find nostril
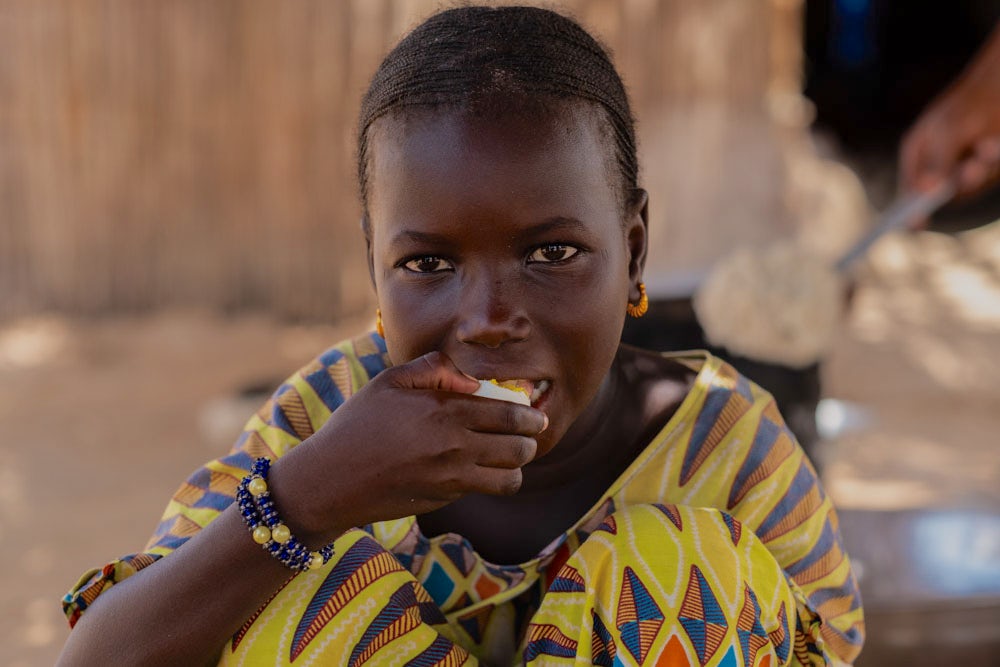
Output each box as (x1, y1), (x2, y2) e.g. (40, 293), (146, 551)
(456, 277), (530, 347)
(456, 313), (530, 348)
(457, 323), (522, 348)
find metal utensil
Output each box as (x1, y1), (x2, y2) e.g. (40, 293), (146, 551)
(835, 181), (956, 273)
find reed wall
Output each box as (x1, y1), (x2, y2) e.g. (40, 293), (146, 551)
(0, 0), (802, 320)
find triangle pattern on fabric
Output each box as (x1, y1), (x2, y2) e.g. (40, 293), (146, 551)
(439, 540), (471, 577)
(616, 566), (665, 663)
(678, 565), (728, 666)
(590, 609), (618, 666)
(549, 565), (587, 593)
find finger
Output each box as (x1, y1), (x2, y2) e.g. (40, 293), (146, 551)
(470, 434), (537, 469)
(971, 137), (1000, 194)
(957, 154), (1000, 197)
(974, 136), (1000, 164)
(902, 150), (950, 197)
(958, 157), (990, 195)
(900, 122), (961, 194)
(390, 350), (480, 394)
(463, 398), (548, 436)
(471, 466), (524, 496)
(917, 140), (959, 192)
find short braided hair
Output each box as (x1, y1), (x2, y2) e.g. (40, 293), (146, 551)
(357, 5), (637, 222)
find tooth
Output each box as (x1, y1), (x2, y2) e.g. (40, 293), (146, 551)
(530, 380), (550, 403)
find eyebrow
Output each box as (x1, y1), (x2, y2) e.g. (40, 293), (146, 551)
(527, 217), (589, 236)
(388, 216), (590, 249)
(389, 229), (453, 248)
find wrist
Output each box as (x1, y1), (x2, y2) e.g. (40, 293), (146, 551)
(266, 453), (355, 546)
(238, 458), (338, 571)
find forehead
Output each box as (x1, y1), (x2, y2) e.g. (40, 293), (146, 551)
(366, 106), (621, 238)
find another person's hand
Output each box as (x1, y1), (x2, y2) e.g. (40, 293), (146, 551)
(900, 26), (1000, 199)
(270, 350), (548, 543)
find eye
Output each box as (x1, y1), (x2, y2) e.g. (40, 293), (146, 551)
(528, 244), (579, 264)
(403, 256), (453, 273)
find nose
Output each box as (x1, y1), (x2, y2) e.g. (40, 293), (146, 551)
(456, 276), (531, 348)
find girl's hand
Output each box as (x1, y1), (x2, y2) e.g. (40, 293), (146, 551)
(269, 351), (548, 543)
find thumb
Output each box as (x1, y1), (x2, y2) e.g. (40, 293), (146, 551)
(391, 351), (481, 394)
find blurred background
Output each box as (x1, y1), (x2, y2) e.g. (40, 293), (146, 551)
(2, 1), (999, 665)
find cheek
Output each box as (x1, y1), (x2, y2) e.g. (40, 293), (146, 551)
(543, 273), (625, 394)
(380, 285), (458, 363)
(541, 262), (627, 339)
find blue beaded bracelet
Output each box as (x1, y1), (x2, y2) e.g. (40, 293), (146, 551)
(237, 457), (335, 572)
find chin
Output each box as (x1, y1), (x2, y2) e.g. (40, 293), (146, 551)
(529, 428), (564, 463)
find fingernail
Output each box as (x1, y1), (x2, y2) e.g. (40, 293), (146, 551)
(541, 413), (549, 432)
(462, 371), (478, 381)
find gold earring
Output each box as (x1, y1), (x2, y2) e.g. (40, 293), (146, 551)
(626, 282), (648, 318)
(376, 308), (385, 338)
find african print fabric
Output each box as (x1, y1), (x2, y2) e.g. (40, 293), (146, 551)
(63, 331), (864, 665)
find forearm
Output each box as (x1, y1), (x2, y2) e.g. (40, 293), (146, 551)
(57, 506), (297, 666)
(56, 346), (535, 664)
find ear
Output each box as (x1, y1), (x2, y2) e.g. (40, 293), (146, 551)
(625, 189), (649, 302)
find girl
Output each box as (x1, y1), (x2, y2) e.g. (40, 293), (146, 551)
(59, 6), (863, 666)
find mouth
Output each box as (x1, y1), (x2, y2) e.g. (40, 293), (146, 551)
(478, 378), (552, 407)
(528, 380), (551, 406)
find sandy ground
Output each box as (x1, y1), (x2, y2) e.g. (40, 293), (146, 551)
(2, 225), (1000, 666)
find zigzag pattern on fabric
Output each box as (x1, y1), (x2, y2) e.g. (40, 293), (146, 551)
(231, 575), (297, 652)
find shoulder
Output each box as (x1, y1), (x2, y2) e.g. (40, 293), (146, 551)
(638, 347), (814, 519)
(616, 344), (740, 414)
(618, 344), (758, 404)
(231, 331), (391, 453)
(616, 344), (703, 386)
(282, 330), (391, 408)
(298, 330), (392, 401)
(617, 345), (791, 495)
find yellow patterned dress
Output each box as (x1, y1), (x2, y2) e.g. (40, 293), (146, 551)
(64, 332), (864, 666)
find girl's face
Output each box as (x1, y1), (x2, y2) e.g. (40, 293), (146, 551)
(366, 107), (646, 459)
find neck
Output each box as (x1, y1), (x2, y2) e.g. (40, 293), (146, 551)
(519, 349), (637, 493)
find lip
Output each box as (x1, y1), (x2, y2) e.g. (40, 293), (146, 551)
(529, 380), (553, 410)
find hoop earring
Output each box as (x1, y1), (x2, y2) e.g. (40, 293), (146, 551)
(376, 308), (385, 338)
(626, 282), (648, 318)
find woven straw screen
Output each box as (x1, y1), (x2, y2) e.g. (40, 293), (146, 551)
(0, 0), (800, 320)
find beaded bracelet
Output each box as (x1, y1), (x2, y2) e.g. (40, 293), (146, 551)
(236, 457), (335, 572)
